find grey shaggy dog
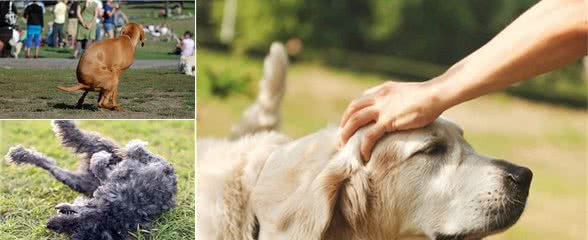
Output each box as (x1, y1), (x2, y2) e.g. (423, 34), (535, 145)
(5, 120), (177, 240)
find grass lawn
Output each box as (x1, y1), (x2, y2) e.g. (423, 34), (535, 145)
(0, 68), (194, 119)
(0, 120), (195, 240)
(197, 48), (587, 240)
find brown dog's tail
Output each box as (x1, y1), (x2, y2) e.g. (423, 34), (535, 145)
(57, 84), (86, 92)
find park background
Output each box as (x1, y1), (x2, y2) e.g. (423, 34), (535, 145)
(0, 1), (195, 118)
(197, 1), (587, 239)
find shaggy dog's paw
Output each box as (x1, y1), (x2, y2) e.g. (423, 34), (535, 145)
(90, 151), (111, 166)
(90, 151), (112, 181)
(5, 146), (56, 169)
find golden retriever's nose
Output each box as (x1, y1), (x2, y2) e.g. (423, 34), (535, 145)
(493, 159), (533, 192)
(508, 165), (533, 191)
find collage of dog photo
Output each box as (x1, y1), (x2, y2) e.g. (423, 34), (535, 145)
(2, 0), (588, 240)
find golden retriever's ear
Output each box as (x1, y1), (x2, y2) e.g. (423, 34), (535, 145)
(338, 166), (370, 230)
(251, 133), (370, 239)
(329, 137), (370, 232)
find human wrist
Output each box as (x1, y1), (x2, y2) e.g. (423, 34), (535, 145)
(423, 63), (470, 112)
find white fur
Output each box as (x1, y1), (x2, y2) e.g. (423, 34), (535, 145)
(230, 42), (289, 138)
(199, 118), (529, 240)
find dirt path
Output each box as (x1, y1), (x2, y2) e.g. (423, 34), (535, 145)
(0, 58), (177, 69)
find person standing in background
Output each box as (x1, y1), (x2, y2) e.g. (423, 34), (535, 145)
(102, 0), (114, 39)
(0, 1), (17, 57)
(53, 0), (67, 48)
(93, 0), (103, 41)
(23, 0), (44, 58)
(178, 31), (195, 75)
(67, 0), (79, 48)
(112, 3), (128, 37)
(179, 31), (195, 57)
(73, 0), (97, 58)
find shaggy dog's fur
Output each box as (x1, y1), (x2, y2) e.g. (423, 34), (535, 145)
(5, 120), (177, 240)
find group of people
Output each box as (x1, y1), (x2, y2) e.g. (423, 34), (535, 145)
(62, 0), (129, 58)
(0, 0), (129, 59)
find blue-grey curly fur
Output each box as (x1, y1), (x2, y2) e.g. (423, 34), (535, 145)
(5, 120), (177, 240)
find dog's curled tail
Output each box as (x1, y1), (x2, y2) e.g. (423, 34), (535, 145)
(57, 84), (86, 92)
(231, 42), (289, 138)
(5, 145), (56, 170)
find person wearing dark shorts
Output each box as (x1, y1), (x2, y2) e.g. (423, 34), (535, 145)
(24, 1), (44, 58)
(103, 0), (114, 39)
(67, 0), (79, 48)
(0, 1), (17, 58)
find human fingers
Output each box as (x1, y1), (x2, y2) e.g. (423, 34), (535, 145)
(339, 96), (374, 128)
(360, 123), (388, 162)
(339, 107), (378, 146)
(362, 84), (386, 96)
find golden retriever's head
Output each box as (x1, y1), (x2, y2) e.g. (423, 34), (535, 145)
(252, 118), (532, 240)
(120, 23), (144, 47)
(360, 118), (532, 239)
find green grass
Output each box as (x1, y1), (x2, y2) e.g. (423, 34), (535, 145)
(0, 120), (195, 240)
(0, 68), (194, 119)
(197, 47), (587, 240)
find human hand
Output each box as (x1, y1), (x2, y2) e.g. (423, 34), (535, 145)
(339, 81), (446, 161)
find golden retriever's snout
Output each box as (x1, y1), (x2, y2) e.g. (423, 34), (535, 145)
(507, 165), (533, 191)
(494, 159), (533, 193)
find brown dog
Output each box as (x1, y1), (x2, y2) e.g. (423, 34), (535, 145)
(57, 23), (145, 111)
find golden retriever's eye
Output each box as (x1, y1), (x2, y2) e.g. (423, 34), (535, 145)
(421, 143), (447, 155)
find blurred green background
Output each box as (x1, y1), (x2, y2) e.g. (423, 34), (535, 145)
(198, 0), (587, 108)
(197, 1), (587, 239)
(0, 120), (195, 240)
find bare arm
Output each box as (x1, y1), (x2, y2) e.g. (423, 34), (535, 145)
(76, 4), (83, 25)
(122, 12), (128, 23)
(340, 0), (588, 161)
(92, 6), (98, 25)
(432, 0), (587, 110)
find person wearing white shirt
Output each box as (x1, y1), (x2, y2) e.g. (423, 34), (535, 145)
(178, 31), (195, 75)
(52, 0), (67, 47)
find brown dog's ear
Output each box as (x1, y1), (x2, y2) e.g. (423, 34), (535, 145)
(139, 25), (145, 47)
(119, 25), (128, 36)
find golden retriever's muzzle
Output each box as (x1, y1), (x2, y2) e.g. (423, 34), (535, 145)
(487, 159), (533, 232)
(435, 160), (533, 240)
